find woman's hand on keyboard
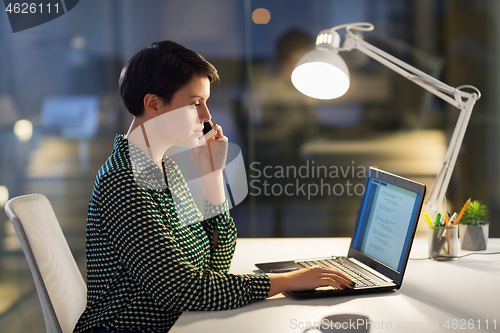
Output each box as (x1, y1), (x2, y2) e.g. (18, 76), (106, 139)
(267, 266), (354, 297)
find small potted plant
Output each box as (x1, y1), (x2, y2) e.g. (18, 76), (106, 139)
(458, 200), (489, 251)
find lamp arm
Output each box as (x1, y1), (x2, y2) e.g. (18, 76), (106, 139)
(340, 31), (479, 214)
(426, 97), (476, 214)
(342, 32), (466, 107)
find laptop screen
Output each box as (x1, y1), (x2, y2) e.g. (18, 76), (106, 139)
(351, 174), (422, 273)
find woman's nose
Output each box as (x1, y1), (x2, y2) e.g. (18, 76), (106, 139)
(198, 104), (211, 123)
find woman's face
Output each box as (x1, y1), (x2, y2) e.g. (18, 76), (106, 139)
(154, 75), (211, 147)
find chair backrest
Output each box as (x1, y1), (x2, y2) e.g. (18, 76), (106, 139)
(4, 193), (87, 333)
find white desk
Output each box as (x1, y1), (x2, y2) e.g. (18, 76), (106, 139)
(171, 238), (500, 332)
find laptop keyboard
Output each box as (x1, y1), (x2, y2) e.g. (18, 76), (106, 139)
(297, 258), (381, 288)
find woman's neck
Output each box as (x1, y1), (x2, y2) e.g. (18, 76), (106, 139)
(126, 117), (172, 168)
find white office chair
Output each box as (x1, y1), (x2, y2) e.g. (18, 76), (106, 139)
(4, 193), (87, 333)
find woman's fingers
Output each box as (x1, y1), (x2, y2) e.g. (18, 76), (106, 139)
(312, 266), (353, 282)
(322, 273), (355, 289)
(214, 123), (223, 137)
(211, 124), (228, 142)
(324, 268), (354, 287)
(312, 267), (354, 289)
(283, 266), (355, 291)
(319, 277), (346, 290)
(191, 124), (228, 176)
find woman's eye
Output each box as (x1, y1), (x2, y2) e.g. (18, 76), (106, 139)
(191, 103), (201, 107)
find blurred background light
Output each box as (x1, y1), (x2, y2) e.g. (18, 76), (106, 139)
(252, 8), (271, 24)
(13, 119), (33, 142)
(0, 185), (9, 207)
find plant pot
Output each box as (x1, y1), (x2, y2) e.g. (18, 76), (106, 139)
(459, 224), (489, 251)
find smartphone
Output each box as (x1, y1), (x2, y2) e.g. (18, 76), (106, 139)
(203, 121), (213, 135)
(202, 120), (217, 141)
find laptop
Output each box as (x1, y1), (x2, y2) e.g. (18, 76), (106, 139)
(255, 167), (426, 298)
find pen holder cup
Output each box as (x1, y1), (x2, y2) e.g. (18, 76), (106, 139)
(428, 225), (458, 260)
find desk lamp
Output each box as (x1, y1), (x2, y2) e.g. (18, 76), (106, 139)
(291, 22), (481, 214)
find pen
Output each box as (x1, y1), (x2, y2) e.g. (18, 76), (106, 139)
(445, 197), (450, 226)
(435, 213), (441, 227)
(454, 198), (471, 225)
(449, 212), (458, 226)
(424, 213), (434, 226)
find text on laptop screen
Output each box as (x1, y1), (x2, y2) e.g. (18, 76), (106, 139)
(352, 177), (421, 272)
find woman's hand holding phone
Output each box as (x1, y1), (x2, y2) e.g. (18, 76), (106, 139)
(191, 121), (228, 206)
(190, 121), (228, 177)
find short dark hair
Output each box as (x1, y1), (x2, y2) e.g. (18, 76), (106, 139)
(119, 40), (219, 117)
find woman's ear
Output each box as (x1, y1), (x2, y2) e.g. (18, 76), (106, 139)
(143, 94), (160, 118)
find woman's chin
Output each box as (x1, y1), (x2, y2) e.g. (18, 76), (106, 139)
(185, 137), (201, 148)
(172, 133), (202, 148)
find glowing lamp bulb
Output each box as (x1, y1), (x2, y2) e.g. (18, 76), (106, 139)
(291, 47), (350, 100)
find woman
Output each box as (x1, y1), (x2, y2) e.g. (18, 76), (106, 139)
(73, 41), (353, 333)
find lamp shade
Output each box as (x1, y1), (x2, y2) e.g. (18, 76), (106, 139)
(291, 47), (350, 100)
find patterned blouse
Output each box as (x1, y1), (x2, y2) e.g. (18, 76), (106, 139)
(73, 135), (270, 333)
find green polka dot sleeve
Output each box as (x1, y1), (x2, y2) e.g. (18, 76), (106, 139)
(202, 199), (237, 273)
